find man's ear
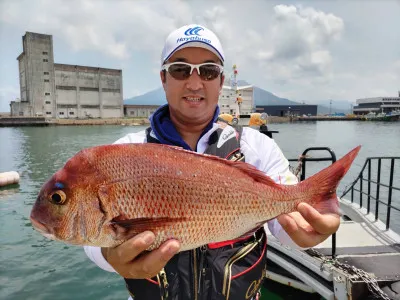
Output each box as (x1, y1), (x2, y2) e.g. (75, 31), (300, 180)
(220, 74), (225, 90)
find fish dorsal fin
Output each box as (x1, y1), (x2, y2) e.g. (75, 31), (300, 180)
(215, 159), (280, 187)
(157, 144), (280, 187)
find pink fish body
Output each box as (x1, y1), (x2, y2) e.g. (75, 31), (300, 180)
(30, 143), (361, 251)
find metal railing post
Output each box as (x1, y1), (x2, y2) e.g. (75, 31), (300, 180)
(360, 173), (363, 208)
(375, 159), (381, 221)
(386, 159), (395, 230)
(367, 160), (371, 213)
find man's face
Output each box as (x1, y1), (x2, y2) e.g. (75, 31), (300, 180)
(160, 47), (224, 126)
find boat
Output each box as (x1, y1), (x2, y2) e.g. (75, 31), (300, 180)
(0, 171), (20, 187)
(363, 111), (400, 121)
(257, 143), (400, 300)
(387, 110), (400, 119)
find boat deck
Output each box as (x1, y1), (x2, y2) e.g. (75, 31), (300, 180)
(315, 220), (399, 251)
(264, 199), (400, 299)
(264, 146), (400, 299)
(314, 221), (400, 281)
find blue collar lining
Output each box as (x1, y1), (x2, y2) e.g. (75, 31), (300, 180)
(149, 104), (220, 150)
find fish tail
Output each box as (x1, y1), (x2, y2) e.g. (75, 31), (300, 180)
(299, 145), (361, 215)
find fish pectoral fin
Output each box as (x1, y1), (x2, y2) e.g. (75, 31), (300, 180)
(110, 216), (186, 240)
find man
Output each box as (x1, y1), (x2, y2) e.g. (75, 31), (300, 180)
(84, 24), (339, 299)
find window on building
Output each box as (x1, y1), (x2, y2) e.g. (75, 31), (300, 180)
(44, 72), (49, 75)
(45, 92), (50, 96)
(46, 112), (52, 115)
(45, 101), (51, 104)
(43, 51), (48, 55)
(43, 59), (48, 62)
(44, 79), (50, 82)
(19, 112), (24, 116)
(59, 112), (64, 115)
(69, 111), (74, 115)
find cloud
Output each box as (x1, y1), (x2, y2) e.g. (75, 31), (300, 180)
(254, 5), (343, 83)
(0, 0), (193, 60)
(0, 0), (398, 105)
(0, 1), (344, 72)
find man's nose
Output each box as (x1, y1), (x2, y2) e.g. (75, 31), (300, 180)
(185, 68), (203, 90)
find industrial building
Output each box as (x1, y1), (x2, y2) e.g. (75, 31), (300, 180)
(10, 32), (123, 118)
(218, 84), (254, 115)
(256, 105), (318, 117)
(352, 93), (400, 115)
(124, 105), (160, 118)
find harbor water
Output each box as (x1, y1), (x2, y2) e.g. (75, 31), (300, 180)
(0, 121), (399, 300)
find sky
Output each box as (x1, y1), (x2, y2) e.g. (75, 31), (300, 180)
(0, 0), (399, 112)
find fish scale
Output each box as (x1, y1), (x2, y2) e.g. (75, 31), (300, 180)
(30, 143), (361, 251)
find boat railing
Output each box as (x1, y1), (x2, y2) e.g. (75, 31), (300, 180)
(340, 156), (400, 231)
(288, 147), (338, 257)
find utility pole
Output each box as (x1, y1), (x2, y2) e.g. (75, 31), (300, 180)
(329, 99), (332, 115)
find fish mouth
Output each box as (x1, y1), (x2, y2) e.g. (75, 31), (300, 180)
(30, 216), (51, 235)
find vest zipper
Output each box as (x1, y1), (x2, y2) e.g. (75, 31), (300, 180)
(192, 249), (198, 300)
(222, 239), (259, 300)
(157, 268), (169, 300)
(197, 245), (207, 298)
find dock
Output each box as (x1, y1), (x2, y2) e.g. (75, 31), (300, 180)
(0, 117), (51, 127)
(296, 116), (364, 121)
(0, 117), (150, 127)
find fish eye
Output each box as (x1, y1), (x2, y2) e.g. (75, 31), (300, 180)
(50, 190), (67, 205)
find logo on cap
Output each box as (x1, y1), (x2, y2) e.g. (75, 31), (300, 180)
(184, 26), (204, 36)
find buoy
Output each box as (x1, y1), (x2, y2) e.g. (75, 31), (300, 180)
(0, 171), (20, 187)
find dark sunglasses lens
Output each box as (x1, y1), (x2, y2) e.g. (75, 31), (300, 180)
(199, 65), (221, 81)
(168, 64), (191, 80)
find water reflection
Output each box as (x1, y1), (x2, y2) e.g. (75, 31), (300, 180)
(0, 122), (399, 300)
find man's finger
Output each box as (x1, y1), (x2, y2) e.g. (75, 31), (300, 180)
(129, 239), (180, 278)
(297, 203), (340, 235)
(104, 231), (155, 264)
(277, 214), (298, 233)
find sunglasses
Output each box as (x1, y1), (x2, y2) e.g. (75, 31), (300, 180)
(161, 62), (224, 81)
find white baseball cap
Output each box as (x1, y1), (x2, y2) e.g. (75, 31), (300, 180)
(161, 24), (225, 66)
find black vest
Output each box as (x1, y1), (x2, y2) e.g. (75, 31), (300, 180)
(124, 123), (267, 300)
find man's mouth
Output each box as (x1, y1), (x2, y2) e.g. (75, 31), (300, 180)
(183, 96), (204, 102)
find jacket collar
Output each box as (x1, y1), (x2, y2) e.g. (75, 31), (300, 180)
(149, 104), (220, 150)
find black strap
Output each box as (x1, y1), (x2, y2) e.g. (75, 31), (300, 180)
(145, 124), (245, 162)
(204, 123), (245, 162)
(145, 126), (160, 144)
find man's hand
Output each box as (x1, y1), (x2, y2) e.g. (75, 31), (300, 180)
(277, 203), (340, 248)
(101, 231), (180, 279)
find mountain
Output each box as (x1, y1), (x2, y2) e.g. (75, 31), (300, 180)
(124, 84), (300, 107)
(225, 79), (299, 106)
(123, 81), (350, 114)
(124, 87), (167, 105)
(253, 87), (299, 106)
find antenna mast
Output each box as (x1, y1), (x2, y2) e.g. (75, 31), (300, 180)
(231, 64), (241, 117)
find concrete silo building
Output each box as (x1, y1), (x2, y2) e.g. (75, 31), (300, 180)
(11, 32), (123, 119)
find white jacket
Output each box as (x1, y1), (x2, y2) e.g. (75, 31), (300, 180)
(84, 124), (302, 272)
